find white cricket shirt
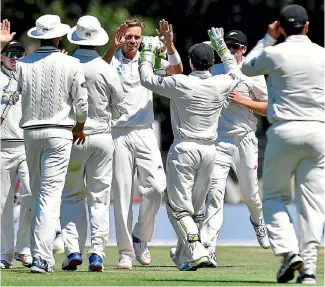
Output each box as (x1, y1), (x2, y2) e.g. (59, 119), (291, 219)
(242, 35), (325, 123)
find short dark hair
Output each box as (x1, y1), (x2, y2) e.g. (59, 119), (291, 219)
(281, 22), (305, 36)
(189, 43), (214, 71)
(40, 39), (57, 46)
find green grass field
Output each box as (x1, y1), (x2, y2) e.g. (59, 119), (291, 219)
(1, 247), (324, 286)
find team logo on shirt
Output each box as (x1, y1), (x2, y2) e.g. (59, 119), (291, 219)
(81, 82), (87, 88)
(117, 64), (126, 75)
(158, 76), (164, 84)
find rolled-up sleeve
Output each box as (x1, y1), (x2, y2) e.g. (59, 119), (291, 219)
(70, 63), (88, 123)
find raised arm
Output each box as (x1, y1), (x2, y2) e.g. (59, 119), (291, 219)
(241, 21), (279, 77)
(0, 19), (16, 48)
(208, 27), (241, 94)
(139, 36), (178, 98)
(102, 23), (128, 64)
(156, 20), (183, 75)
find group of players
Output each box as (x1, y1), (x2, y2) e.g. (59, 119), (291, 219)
(0, 3), (323, 284)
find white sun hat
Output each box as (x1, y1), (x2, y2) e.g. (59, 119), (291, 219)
(27, 15), (70, 39)
(67, 16), (109, 46)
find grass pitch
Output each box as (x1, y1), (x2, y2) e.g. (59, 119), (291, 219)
(1, 246), (324, 286)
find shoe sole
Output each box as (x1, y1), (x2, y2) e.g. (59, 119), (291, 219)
(136, 257), (150, 266)
(180, 257), (209, 271)
(89, 265), (103, 272)
(30, 266), (47, 274)
(117, 265), (132, 270)
(277, 260), (304, 283)
(62, 259), (82, 271)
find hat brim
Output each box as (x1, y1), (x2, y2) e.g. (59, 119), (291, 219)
(67, 26), (109, 46)
(27, 24), (70, 39)
(2, 43), (25, 53)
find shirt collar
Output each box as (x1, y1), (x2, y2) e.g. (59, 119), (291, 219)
(1, 63), (12, 76)
(115, 48), (140, 62)
(285, 35), (311, 44)
(36, 46), (60, 53)
(73, 49), (100, 58)
(189, 70), (212, 79)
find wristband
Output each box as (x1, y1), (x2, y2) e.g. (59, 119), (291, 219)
(167, 51), (181, 65)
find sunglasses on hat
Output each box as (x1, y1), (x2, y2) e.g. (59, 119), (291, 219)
(226, 43), (245, 50)
(4, 51), (25, 59)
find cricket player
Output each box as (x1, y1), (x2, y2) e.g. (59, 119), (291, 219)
(4, 14), (88, 273)
(138, 28), (241, 270)
(0, 38), (32, 269)
(200, 30), (270, 259)
(102, 19), (182, 269)
(60, 15), (126, 272)
(242, 5), (324, 284)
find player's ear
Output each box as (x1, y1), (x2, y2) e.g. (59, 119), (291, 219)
(303, 21), (309, 35)
(243, 46), (247, 54)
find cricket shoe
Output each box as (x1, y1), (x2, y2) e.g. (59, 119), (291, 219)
(277, 253), (304, 283)
(250, 217), (270, 249)
(30, 257), (53, 274)
(296, 272), (316, 284)
(179, 256), (210, 271)
(88, 253), (103, 272)
(0, 260), (12, 269)
(62, 252), (82, 271)
(170, 247), (178, 266)
(133, 234), (151, 266)
(14, 252), (33, 268)
(117, 255), (132, 270)
(206, 250), (218, 268)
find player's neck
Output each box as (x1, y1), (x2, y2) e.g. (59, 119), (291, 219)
(123, 50), (137, 61)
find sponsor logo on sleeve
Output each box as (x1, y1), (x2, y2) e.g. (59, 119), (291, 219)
(81, 82), (87, 88)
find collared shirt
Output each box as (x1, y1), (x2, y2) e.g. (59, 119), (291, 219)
(139, 51), (241, 141)
(0, 64), (24, 141)
(73, 49), (126, 135)
(242, 35), (325, 123)
(110, 49), (168, 128)
(4, 46), (88, 130)
(212, 57), (267, 139)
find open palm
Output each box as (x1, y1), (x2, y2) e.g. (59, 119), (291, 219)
(0, 19), (16, 47)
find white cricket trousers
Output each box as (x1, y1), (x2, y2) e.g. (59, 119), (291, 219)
(61, 133), (114, 258)
(112, 126), (166, 259)
(201, 132), (263, 249)
(263, 121), (324, 275)
(1, 141), (31, 263)
(24, 128), (72, 266)
(166, 139), (215, 267)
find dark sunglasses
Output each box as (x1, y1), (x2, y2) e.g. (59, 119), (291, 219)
(226, 43), (245, 50)
(4, 51), (25, 59)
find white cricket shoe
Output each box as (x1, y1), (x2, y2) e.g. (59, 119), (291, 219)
(117, 255), (132, 270)
(296, 269), (316, 284)
(277, 253), (304, 283)
(250, 217), (270, 249)
(133, 235), (151, 266)
(15, 252), (33, 267)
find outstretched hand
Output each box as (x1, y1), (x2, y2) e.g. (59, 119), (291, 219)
(0, 19), (16, 47)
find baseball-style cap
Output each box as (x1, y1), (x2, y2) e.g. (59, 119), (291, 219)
(224, 30), (247, 46)
(1, 40), (25, 54)
(279, 4), (308, 28)
(189, 43), (215, 70)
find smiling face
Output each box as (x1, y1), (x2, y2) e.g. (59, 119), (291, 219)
(122, 26), (142, 54)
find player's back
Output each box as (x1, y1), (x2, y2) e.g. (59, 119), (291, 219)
(169, 71), (231, 142)
(263, 35), (325, 123)
(16, 48), (83, 129)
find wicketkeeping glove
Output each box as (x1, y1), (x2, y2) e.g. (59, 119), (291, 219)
(140, 36), (163, 67)
(207, 27), (227, 57)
